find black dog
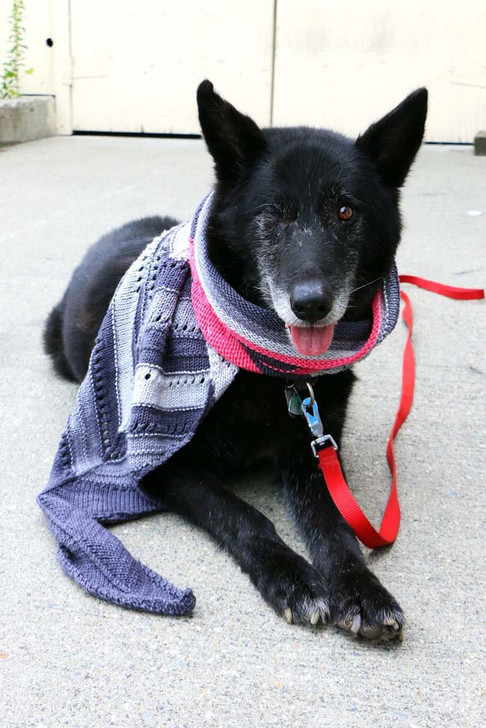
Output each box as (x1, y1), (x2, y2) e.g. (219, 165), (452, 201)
(45, 81), (427, 641)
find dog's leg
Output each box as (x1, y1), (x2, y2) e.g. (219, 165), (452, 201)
(280, 450), (404, 641)
(144, 464), (330, 625)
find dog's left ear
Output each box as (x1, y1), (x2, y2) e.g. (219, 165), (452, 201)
(356, 88), (428, 188)
(197, 80), (267, 184)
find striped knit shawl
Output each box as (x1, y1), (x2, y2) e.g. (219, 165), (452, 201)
(38, 193), (400, 616)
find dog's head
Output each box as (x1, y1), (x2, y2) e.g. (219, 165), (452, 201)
(197, 80), (427, 355)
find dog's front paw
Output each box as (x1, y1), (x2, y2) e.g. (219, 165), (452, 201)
(330, 566), (404, 643)
(256, 547), (330, 626)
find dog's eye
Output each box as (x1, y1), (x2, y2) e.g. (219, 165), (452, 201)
(338, 205), (354, 221)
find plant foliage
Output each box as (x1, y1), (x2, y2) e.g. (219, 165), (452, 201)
(1, 0), (33, 99)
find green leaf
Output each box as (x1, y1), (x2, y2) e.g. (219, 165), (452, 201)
(1, 0), (28, 91)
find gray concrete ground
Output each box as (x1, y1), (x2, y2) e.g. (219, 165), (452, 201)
(0, 137), (484, 728)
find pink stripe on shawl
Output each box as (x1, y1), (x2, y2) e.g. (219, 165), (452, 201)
(189, 241), (383, 377)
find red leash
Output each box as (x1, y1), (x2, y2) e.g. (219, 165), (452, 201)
(315, 275), (484, 549)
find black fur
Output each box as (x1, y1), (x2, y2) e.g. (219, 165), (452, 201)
(44, 82), (427, 641)
(44, 216), (178, 382)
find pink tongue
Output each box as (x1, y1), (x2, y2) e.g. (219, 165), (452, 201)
(289, 324), (335, 356)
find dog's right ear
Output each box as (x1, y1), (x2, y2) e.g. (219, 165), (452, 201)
(197, 80), (267, 184)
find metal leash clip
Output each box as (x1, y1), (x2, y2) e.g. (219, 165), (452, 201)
(285, 382), (338, 458)
(301, 396), (338, 458)
(285, 380), (316, 416)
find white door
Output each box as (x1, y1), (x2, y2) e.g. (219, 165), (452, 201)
(70, 0), (275, 133)
(272, 0), (486, 142)
(11, 1), (485, 140)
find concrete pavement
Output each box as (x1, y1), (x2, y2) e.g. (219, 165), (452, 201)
(0, 136), (484, 728)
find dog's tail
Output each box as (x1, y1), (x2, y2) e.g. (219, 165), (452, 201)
(43, 302), (77, 382)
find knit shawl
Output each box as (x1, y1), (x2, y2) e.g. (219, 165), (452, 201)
(38, 193), (400, 615)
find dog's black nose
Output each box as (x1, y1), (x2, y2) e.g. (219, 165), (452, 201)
(290, 281), (334, 323)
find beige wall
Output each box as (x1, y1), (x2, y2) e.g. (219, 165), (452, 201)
(1, 0), (485, 141)
(273, 0), (486, 143)
(69, 0), (274, 134)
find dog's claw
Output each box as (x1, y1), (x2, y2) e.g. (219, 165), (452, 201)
(310, 611), (320, 625)
(320, 607), (330, 624)
(284, 608), (293, 624)
(337, 612), (360, 633)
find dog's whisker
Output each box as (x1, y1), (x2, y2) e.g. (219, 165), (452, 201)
(348, 276), (383, 296)
(235, 203), (273, 218)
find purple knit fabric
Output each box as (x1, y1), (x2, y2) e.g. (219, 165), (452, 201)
(38, 194), (400, 615)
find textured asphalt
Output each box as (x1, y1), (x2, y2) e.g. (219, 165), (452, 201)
(0, 137), (484, 728)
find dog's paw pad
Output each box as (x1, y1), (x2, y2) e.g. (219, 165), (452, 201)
(359, 610), (404, 643)
(331, 568), (404, 643)
(337, 607), (403, 643)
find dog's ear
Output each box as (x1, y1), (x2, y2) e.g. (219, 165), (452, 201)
(197, 80), (267, 184)
(356, 88), (428, 188)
